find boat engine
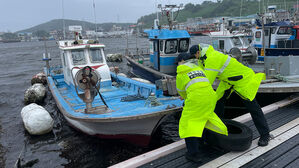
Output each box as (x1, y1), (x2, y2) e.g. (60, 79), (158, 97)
(229, 46), (258, 65)
(72, 66), (108, 113)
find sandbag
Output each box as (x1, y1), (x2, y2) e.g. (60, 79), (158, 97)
(31, 72), (47, 85)
(106, 53), (123, 62)
(21, 103), (54, 135)
(24, 83), (46, 104)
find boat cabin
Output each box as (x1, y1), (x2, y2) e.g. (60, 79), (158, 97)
(210, 31), (251, 54)
(58, 40), (111, 87)
(252, 21), (295, 49)
(144, 29), (190, 75)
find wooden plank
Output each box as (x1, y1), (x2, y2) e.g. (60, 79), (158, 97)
(109, 96), (299, 168)
(200, 118), (299, 168)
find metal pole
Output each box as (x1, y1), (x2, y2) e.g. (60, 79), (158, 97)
(239, 0), (243, 31)
(259, 0), (261, 14)
(62, 0), (66, 40)
(126, 31), (129, 56)
(93, 0), (98, 40)
(44, 39), (50, 76)
(136, 27), (138, 56)
(262, 14), (266, 56)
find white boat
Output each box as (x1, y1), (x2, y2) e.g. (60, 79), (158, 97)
(44, 32), (183, 146)
(209, 23), (258, 64)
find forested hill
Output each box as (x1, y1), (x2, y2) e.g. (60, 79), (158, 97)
(138, 0), (298, 28)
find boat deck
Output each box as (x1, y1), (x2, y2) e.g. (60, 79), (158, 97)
(50, 73), (183, 119)
(110, 96), (299, 168)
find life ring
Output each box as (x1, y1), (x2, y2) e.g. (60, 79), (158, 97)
(204, 119), (253, 151)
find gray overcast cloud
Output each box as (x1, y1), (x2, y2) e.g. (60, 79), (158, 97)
(0, 0), (215, 32)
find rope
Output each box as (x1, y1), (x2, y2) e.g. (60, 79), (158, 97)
(145, 94), (162, 107)
(274, 74), (299, 83)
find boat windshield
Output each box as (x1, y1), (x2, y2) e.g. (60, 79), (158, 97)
(71, 50), (86, 65)
(178, 39), (189, 52)
(231, 37), (242, 47)
(89, 49), (103, 63)
(277, 27), (292, 35)
(165, 39), (178, 54)
(241, 37), (250, 46)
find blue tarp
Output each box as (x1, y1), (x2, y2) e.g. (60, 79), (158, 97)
(144, 29), (190, 40)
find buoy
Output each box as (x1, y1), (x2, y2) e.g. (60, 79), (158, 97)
(21, 103), (54, 135)
(106, 53), (123, 62)
(131, 78), (152, 84)
(24, 83), (46, 104)
(31, 72), (47, 85)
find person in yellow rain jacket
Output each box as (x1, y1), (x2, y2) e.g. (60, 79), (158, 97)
(176, 53), (228, 163)
(189, 44), (271, 146)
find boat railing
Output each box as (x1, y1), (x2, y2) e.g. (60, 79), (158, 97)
(125, 47), (150, 57)
(111, 72), (157, 98)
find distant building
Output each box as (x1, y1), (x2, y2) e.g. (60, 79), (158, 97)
(17, 32), (33, 42)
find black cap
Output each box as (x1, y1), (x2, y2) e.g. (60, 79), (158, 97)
(189, 45), (200, 56)
(175, 53), (194, 64)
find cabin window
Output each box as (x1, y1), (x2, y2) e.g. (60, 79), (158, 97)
(255, 31), (261, 38)
(62, 52), (66, 66)
(277, 27), (292, 35)
(178, 39), (189, 52)
(232, 37), (242, 47)
(154, 41), (158, 52)
(89, 49), (103, 63)
(271, 28), (277, 34)
(241, 37), (250, 46)
(71, 50), (86, 65)
(219, 40), (225, 50)
(160, 40), (163, 52)
(165, 39), (178, 54)
(264, 30), (269, 36)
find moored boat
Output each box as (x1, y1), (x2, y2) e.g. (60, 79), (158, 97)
(44, 32), (183, 146)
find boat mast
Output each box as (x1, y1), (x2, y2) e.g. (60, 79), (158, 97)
(157, 4), (183, 30)
(62, 0), (66, 40)
(258, 13), (266, 57)
(92, 0), (98, 40)
(239, 0), (243, 31)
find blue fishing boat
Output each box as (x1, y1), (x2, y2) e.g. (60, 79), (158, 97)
(126, 5), (190, 84)
(252, 21), (299, 59)
(126, 28), (190, 83)
(44, 32), (183, 146)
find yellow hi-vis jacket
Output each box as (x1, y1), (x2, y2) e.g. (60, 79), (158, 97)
(176, 59), (228, 139)
(200, 45), (266, 101)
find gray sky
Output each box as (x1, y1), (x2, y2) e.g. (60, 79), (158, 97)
(0, 0), (215, 32)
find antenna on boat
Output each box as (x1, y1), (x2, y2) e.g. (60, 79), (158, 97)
(239, 0), (243, 31)
(62, 0), (66, 40)
(92, 0), (98, 40)
(157, 4), (183, 30)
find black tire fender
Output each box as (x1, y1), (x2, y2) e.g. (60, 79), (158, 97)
(204, 119), (253, 151)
